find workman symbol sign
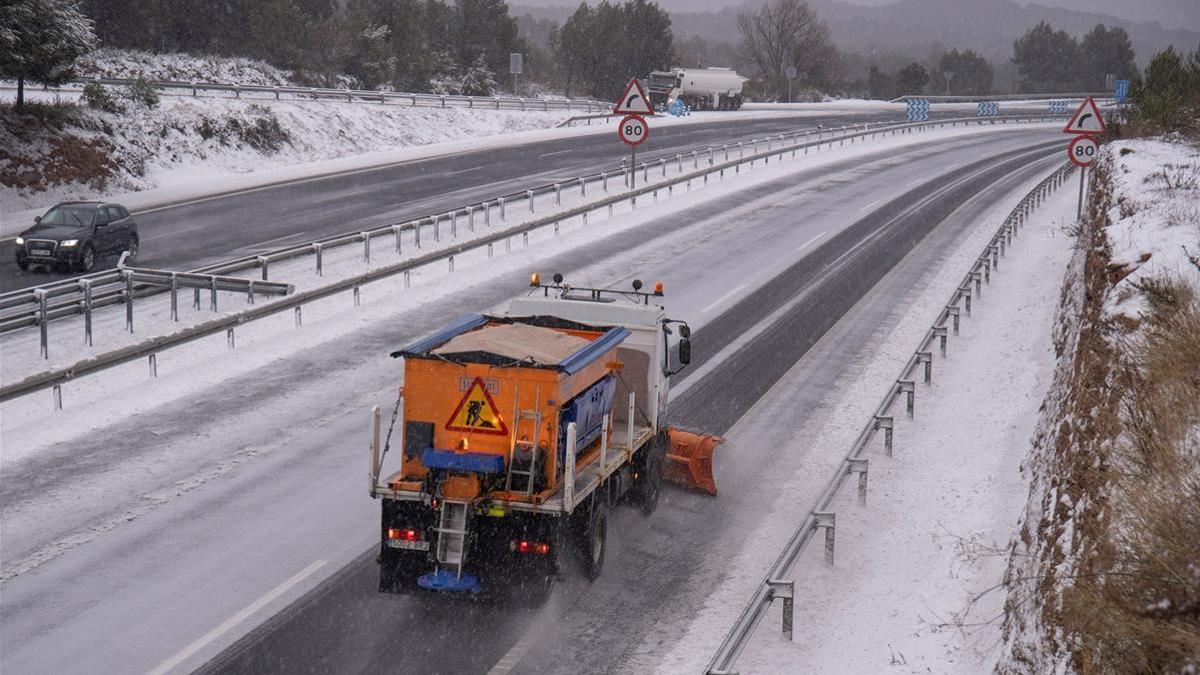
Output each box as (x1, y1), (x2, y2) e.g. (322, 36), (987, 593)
(446, 377), (509, 435)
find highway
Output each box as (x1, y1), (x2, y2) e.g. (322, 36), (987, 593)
(0, 119), (1065, 674)
(2, 108), (1007, 293)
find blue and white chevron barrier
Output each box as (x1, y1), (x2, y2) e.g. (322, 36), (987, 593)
(906, 98), (930, 121)
(976, 101), (1000, 116)
(1047, 100), (1069, 114)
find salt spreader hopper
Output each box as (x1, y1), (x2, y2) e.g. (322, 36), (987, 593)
(368, 274), (722, 598)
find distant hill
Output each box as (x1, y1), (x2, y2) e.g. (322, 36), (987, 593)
(511, 0), (1198, 66)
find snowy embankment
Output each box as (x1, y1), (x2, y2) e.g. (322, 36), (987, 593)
(0, 50), (568, 215)
(999, 138), (1200, 672)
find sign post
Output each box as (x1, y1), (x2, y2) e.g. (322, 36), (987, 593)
(509, 53), (523, 95)
(785, 65), (797, 103)
(613, 78), (655, 190)
(1063, 96), (1106, 220)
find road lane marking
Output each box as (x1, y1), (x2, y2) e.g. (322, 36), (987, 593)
(234, 231), (311, 252)
(538, 148), (572, 158)
(488, 628), (540, 675)
(446, 166), (483, 176)
(146, 559), (327, 675)
(795, 231), (827, 253)
(905, 178), (922, 187)
(857, 199), (880, 213)
(142, 224), (209, 242)
(702, 283), (747, 314)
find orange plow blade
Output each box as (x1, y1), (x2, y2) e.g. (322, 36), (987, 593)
(663, 428), (723, 495)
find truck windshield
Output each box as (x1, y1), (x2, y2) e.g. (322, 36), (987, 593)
(39, 205), (95, 227)
(647, 73), (676, 90)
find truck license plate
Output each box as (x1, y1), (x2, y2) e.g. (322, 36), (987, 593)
(387, 539), (430, 551)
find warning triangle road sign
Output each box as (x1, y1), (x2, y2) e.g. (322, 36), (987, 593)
(613, 78), (654, 115)
(446, 377), (509, 436)
(1063, 96), (1106, 135)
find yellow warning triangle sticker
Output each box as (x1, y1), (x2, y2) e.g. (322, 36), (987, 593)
(446, 377), (509, 436)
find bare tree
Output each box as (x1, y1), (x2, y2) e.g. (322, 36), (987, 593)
(737, 0), (837, 99)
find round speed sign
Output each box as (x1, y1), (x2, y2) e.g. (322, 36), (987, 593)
(618, 114), (649, 146)
(1068, 135), (1099, 167)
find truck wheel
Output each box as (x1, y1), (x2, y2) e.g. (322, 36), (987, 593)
(635, 431), (668, 516)
(579, 498), (607, 582)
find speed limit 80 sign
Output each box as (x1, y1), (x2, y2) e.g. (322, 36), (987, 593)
(618, 114), (648, 146)
(1068, 135), (1099, 167)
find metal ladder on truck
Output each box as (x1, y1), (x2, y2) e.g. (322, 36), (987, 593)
(436, 501), (470, 578)
(504, 385), (542, 496)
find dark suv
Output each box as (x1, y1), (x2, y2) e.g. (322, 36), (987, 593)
(15, 202), (139, 273)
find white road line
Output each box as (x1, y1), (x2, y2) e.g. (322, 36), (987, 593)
(905, 178), (922, 187)
(446, 166), (483, 176)
(538, 148), (572, 158)
(701, 283), (747, 314)
(795, 230), (827, 253)
(146, 560), (326, 675)
(857, 199), (880, 213)
(488, 629), (541, 675)
(142, 224), (209, 242)
(240, 231), (310, 250)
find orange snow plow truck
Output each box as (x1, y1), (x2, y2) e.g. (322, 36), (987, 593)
(368, 274), (721, 599)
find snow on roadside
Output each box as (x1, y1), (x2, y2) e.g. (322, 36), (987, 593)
(652, 160), (1075, 674)
(74, 48), (297, 86)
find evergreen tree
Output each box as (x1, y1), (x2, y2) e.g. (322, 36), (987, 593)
(1012, 21), (1081, 93)
(554, 0), (671, 100)
(1129, 46), (1200, 132)
(936, 48), (993, 95)
(1080, 24), (1136, 91)
(0, 0), (96, 111)
(896, 62), (929, 95)
(459, 53), (497, 96)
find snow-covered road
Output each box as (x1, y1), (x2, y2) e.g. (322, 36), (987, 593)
(1, 125), (1065, 674)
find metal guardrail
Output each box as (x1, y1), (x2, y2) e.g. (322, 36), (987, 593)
(4, 76), (610, 112)
(0, 113), (1066, 405)
(1, 112), (1067, 349)
(555, 112), (620, 128)
(703, 160), (1077, 674)
(891, 92), (1109, 104)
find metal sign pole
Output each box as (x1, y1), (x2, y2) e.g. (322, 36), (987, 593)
(631, 144), (636, 189)
(1077, 166), (1086, 220)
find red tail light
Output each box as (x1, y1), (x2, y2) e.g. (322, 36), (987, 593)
(387, 527), (420, 541)
(511, 539), (551, 555)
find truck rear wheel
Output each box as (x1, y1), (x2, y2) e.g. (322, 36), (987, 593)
(578, 497), (607, 582)
(635, 432), (667, 516)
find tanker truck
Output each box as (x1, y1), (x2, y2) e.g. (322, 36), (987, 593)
(368, 273), (722, 602)
(646, 67), (746, 111)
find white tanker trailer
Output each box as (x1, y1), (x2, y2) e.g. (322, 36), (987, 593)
(646, 67), (746, 111)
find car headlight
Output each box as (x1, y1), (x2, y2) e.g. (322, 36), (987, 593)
(60, 239), (79, 247)
(14, 236), (23, 246)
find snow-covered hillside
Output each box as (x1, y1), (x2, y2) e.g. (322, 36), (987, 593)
(0, 50), (571, 214)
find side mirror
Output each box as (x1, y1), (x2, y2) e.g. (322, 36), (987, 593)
(34, 216), (41, 224)
(678, 338), (692, 366)
(679, 324), (691, 339)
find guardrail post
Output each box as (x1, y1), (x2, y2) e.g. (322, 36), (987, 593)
(602, 172), (608, 192)
(934, 325), (948, 356)
(946, 305), (961, 334)
(193, 287), (201, 310)
(643, 162), (649, 183)
(227, 327), (236, 349)
(34, 289), (50, 358)
(79, 279), (93, 346)
(313, 242), (324, 275)
(980, 257), (991, 283)
(917, 351), (933, 384)
(124, 270), (135, 332)
(434, 216), (440, 243)
(210, 276), (219, 312)
(451, 211), (458, 239)
(246, 280), (255, 305)
(353, 284), (361, 306)
(897, 380), (915, 418)
(813, 512), (836, 566)
(578, 177), (586, 198)
(660, 158), (667, 177)
(149, 353), (158, 378)
(691, 150), (699, 169)
(169, 273), (180, 320)
(972, 270), (983, 297)
(53, 384), (63, 411)
(295, 306), (302, 327)
(499, 197), (506, 221)
(467, 206), (475, 232)
(257, 255), (270, 281)
(847, 457), (869, 505)
(767, 579), (795, 641)
(958, 286), (972, 315)
(874, 416), (894, 456)
(554, 183), (562, 206)
(527, 189), (535, 213)
(393, 224), (403, 254)
(362, 232), (371, 263)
